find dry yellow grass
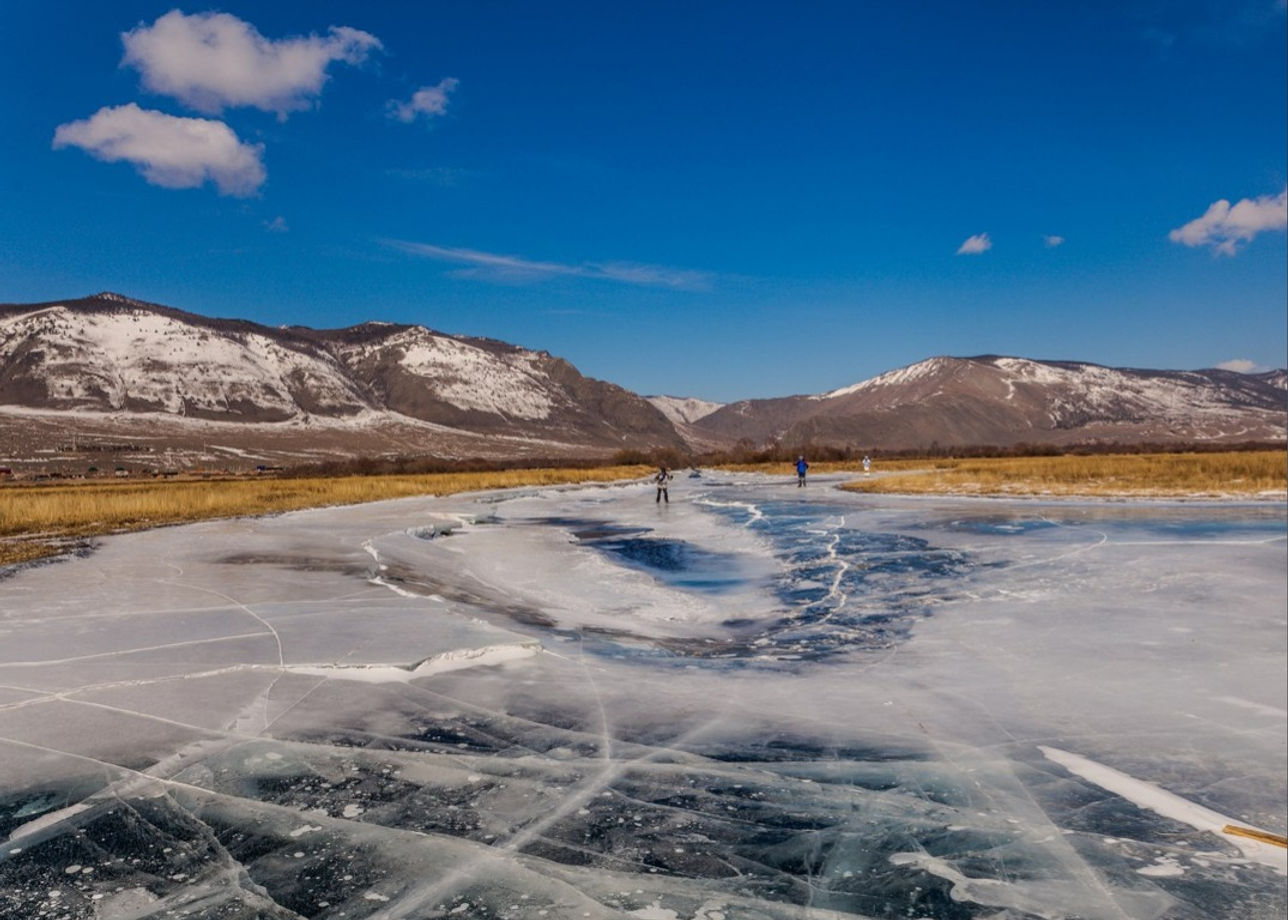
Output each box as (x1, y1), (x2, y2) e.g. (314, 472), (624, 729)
(4, 453), (1282, 567)
(0, 465), (652, 566)
(836, 451), (1287, 497)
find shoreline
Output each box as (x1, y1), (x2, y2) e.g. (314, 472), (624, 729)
(0, 466), (655, 569)
(4, 468), (1284, 572)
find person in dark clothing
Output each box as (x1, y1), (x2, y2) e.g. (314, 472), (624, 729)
(655, 466), (672, 503)
(795, 455), (809, 487)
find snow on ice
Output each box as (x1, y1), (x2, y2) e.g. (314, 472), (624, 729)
(0, 471), (1284, 918)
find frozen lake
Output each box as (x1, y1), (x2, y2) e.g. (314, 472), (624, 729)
(1, 471), (1284, 919)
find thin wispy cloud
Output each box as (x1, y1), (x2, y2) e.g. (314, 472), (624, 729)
(1043, 234), (1065, 248)
(956, 232), (992, 255)
(264, 215), (289, 232)
(388, 78), (460, 123)
(1169, 187), (1287, 255)
(121, 10), (381, 116)
(52, 103), (265, 196)
(1138, 0), (1286, 52)
(388, 240), (715, 290)
(387, 166), (475, 186)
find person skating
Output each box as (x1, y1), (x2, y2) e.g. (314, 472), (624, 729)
(795, 455), (809, 487)
(654, 466), (672, 503)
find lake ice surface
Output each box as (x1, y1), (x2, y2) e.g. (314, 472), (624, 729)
(0, 471), (1284, 919)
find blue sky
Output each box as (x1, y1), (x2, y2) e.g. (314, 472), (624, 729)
(1, 1), (1285, 401)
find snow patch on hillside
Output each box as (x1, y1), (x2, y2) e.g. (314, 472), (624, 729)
(987, 357), (1266, 427)
(647, 395), (725, 425)
(1260, 369), (1287, 390)
(338, 328), (558, 420)
(0, 307), (368, 417)
(990, 356), (1069, 386)
(810, 355), (1284, 437)
(94, 291), (152, 307)
(820, 357), (955, 399)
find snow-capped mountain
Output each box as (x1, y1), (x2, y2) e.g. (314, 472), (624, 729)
(1, 295), (1283, 471)
(0, 295), (370, 421)
(690, 355), (1287, 449)
(645, 395), (725, 426)
(0, 293), (683, 468)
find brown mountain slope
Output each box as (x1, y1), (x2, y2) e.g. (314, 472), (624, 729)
(0, 293), (684, 470)
(691, 356), (1286, 450)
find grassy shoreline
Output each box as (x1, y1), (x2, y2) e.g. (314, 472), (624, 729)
(2, 452), (1283, 567)
(718, 451), (1287, 499)
(0, 465), (653, 567)
(828, 451), (1285, 498)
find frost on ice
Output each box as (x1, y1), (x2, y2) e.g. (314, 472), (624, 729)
(0, 471), (1284, 918)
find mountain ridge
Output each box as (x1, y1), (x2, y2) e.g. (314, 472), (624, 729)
(691, 354), (1286, 449)
(0, 293), (685, 468)
(1, 293), (1283, 471)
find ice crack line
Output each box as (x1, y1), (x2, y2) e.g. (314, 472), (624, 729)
(1110, 537), (1287, 546)
(156, 578), (284, 669)
(366, 702), (738, 919)
(694, 497), (764, 528)
(0, 630), (274, 668)
(362, 537), (427, 598)
(995, 516), (1108, 571)
(813, 517), (852, 628)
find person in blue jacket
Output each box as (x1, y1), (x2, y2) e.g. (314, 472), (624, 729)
(795, 455), (809, 487)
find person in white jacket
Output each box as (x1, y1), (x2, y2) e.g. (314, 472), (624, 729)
(654, 466), (672, 503)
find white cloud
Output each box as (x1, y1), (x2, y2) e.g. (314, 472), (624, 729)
(388, 241), (714, 290)
(264, 215), (289, 232)
(121, 10), (381, 116)
(956, 232), (992, 255)
(1169, 187), (1287, 255)
(53, 103), (265, 196)
(1044, 234), (1065, 248)
(388, 78), (460, 123)
(1215, 358), (1269, 373)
